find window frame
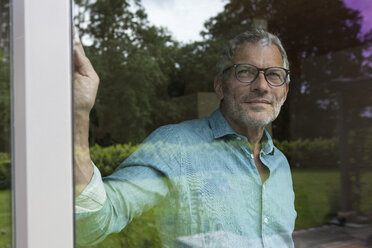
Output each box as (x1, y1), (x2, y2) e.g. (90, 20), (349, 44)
(12, 0), (74, 247)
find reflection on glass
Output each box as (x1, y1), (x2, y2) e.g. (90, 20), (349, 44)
(74, 0), (372, 247)
(0, 0), (12, 247)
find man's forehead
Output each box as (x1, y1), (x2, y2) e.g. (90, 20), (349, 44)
(232, 42), (283, 66)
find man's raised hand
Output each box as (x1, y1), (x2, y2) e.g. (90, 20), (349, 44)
(73, 27), (99, 115)
(73, 27), (98, 195)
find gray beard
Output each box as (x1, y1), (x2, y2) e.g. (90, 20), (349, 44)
(223, 93), (285, 128)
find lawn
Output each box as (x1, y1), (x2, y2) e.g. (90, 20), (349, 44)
(0, 190), (11, 248)
(293, 169), (372, 229)
(292, 169), (342, 229)
(1, 169), (371, 247)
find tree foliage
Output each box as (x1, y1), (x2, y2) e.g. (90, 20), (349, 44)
(75, 0), (183, 145)
(201, 0), (370, 140)
(75, 0), (371, 145)
(0, 0), (11, 152)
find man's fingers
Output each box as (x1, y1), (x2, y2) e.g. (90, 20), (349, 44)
(73, 26), (88, 72)
(74, 38), (97, 78)
(74, 47), (98, 81)
(73, 26), (86, 57)
(73, 26), (99, 84)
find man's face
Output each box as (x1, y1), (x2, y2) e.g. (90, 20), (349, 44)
(218, 42), (289, 128)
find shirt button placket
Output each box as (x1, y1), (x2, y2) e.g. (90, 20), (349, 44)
(262, 182), (268, 247)
(262, 216), (269, 247)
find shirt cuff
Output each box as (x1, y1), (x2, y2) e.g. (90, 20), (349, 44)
(75, 162), (107, 214)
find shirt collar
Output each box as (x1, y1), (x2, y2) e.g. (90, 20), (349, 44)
(208, 109), (275, 155)
(208, 109), (236, 139)
(261, 129), (274, 155)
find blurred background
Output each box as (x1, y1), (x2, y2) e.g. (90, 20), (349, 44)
(3, 0), (371, 247)
(73, 0), (372, 247)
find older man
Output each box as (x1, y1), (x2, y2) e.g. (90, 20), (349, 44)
(74, 28), (296, 247)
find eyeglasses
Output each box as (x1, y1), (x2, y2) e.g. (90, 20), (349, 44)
(223, 63), (290, 87)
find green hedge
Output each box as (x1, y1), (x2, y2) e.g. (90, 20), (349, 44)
(274, 137), (339, 169)
(0, 152), (11, 190)
(89, 138), (341, 174)
(90, 143), (140, 177)
(0, 137), (367, 190)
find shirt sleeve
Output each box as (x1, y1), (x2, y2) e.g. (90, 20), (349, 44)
(75, 162), (106, 214)
(75, 125), (181, 246)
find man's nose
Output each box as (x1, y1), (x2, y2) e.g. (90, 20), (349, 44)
(251, 71), (269, 92)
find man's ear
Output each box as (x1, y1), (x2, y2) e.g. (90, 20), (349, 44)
(214, 77), (224, 101)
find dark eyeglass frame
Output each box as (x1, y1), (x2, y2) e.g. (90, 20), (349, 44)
(222, 63), (290, 87)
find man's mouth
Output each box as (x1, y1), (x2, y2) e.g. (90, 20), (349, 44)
(245, 98), (272, 105)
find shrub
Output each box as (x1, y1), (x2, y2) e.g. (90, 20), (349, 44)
(274, 138), (339, 169)
(89, 134), (371, 172)
(90, 143), (139, 177)
(0, 152), (11, 189)
(89, 138), (342, 173)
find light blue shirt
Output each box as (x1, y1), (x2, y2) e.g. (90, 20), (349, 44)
(76, 109), (296, 247)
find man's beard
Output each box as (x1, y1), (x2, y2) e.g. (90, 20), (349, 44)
(223, 90), (285, 128)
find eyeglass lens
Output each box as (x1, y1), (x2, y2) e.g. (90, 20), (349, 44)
(235, 64), (286, 85)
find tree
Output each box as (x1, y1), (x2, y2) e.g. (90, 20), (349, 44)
(75, 0), (182, 145)
(199, 0), (367, 140)
(0, 0), (10, 152)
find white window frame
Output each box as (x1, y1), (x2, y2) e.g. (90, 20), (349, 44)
(12, 0), (74, 247)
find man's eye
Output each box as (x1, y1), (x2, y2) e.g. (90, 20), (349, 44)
(237, 69), (255, 76)
(267, 72), (280, 78)
(266, 70), (284, 80)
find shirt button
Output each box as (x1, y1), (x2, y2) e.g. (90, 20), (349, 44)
(264, 217), (269, 224)
(250, 154), (254, 159)
(262, 185), (265, 190)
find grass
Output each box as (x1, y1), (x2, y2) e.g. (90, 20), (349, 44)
(360, 171), (372, 215)
(0, 190), (11, 248)
(293, 169), (372, 230)
(0, 169), (371, 248)
(292, 169), (342, 229)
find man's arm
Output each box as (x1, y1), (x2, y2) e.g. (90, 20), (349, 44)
(73, 28), (100, 196)
(72, 28), (174, 246)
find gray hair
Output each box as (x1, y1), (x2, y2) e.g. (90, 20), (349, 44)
(216, 29), (290, 82)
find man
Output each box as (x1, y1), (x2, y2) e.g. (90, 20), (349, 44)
(74, 28), (296, 247)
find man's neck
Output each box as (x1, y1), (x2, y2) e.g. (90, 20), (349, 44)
(220, 107), (270, 183)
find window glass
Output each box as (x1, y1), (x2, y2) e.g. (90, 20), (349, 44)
(74, 0), (372, 247)
(0, 0), (12, 247)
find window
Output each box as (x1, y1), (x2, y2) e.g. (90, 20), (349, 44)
(73, 1), (372, 247)
(6, 0), (371, 247)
